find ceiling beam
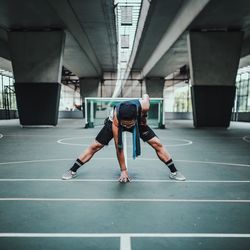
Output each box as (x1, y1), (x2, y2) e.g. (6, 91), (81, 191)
(142, 0), (210, 77)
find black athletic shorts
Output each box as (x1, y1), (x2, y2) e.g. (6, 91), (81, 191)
(95, 118), (157, 145)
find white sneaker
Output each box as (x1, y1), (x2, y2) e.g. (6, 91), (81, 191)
(62, 170), (77, 180)
(169, 171), (186, 181)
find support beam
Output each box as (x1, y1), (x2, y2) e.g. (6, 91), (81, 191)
(8, 31), (65, 126)
(145, 78), (165, 98)
(14, 82), (61, 126)
(47, 0), (108, 77)
(188, 31), (243, 127)
(191, 85), (236, 127)
(145, 78), (165, 124)
(79, 77), (100, 100)
(79, 77), (100, 126)
(142, 0), (210, 77)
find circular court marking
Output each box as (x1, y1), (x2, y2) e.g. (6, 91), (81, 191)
(0, 133), (3, 139)
(243, 136), (250, 143)
(57, 136), (193, 147)
(164, 138), (192, 147)
(57, 137), (97, 146)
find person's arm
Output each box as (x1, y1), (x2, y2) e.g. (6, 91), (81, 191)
(112, 115), (126, 171)
(112, 112), (130, 182)
(139, 94), (150, 125)
(140, 94), (150, 112)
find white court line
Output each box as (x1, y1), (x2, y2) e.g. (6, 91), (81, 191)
(0, 158), (249, 168)
(120, 235), (131, 250)
(1, 232), (250, 249)
(243, 136), (250, 143)
(175, 159), (250, 168)
(0, 179), (249, 183)
(0, 133), (3, 139)
(0, 134), (75, 138)
(0, 233), (249, 238)
(0, 198), (250, 203)
(0, 158), (74, 165)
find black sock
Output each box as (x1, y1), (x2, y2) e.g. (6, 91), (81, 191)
(165, 159), (177, 173)
(70, 158), (84, 172)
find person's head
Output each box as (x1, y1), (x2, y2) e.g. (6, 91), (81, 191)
(118, 102), (137, 129)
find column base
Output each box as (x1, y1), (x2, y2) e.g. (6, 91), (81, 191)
(191, 85), (236, 127)
(14, 82), (61, 126)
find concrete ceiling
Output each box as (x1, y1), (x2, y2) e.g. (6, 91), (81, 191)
(2, 0), (250, 81)
(131, 0), (250, 77)
(0, 0), (117, 77)
(132, 0), (185, 71)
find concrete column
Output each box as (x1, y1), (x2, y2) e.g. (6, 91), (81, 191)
(145, 77), (165, 98)
(145, 77), (165, 126)
(188, 31), (243, 127)
(8, 31), (65, 126)
(79, 78), (100, 100)
(79, 77), (100, 127)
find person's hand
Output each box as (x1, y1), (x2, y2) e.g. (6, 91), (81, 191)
(118, 170), (131, 183)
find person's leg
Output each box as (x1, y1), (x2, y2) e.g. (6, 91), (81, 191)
(147, 136), (185, 180)
(147, 136), (170, 162)
(62, 141), (105, 180)
(62, 118), (113, 180)
(139, 125), (185, 181)
(146, 136), (177, 172)
(70, 141), (104, 172)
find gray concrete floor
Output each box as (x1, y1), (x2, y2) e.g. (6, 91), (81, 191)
(0, 119), (250, 250)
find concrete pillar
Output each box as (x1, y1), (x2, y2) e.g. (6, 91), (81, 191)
(188, 31), (243, 127)
(79, 78), (100, 100)
(145, 77), (165, 98)
(145, 77), (165, 126)
(8, 31), (65, 126)
(79, 77), (100, 127)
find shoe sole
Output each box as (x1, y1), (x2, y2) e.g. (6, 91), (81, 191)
(62, 174), (77, 180)
(169, 176), (186, 181)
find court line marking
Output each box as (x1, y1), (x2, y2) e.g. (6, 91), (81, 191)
(57, 137), (193, 147)
(0, 179), (249, 183)
(0, 198), (249, 203)
(0, 134), (80, 138)
(120, 235), (131, 250)
(0, 233), (250, 238)
(243, 136), (250, 143)
(0, 158), (75, 165)
(175, 159), (250, 168)
(0, 158), (249, 168)
(0, 133), (3, 139)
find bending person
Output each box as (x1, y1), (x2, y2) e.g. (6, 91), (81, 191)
(62, 94), (186, 182)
